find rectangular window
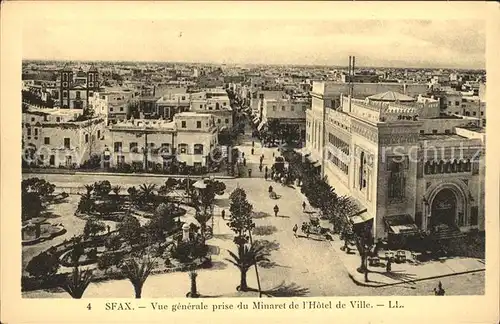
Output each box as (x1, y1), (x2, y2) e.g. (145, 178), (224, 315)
(114, 142), (122, 152)
(196, 121), (201, 128)
(225, 118), (229, 124)
(49, 155), (55, 166)
(34, 129), (38, 136)
(181, 121), (186, 128)
(85, 134), (89, 143)
(56, 117), (61, 122)
(64, 138), (70, 149)
(129, 142), (138, 153)
(200, 104), (203, 109)
(217, 119), (221, 124)
(272, 106), (276, 111)
(419, 130), (424, 134)
(455, 101), (460, 106)
(178, 144), (188, 154)
(444, 129), (450, 134)
(120, 107), (124, 112)
(432, 129), (438, 134)
(282, 106), (285, 111)
(44, 137), (50, 144)
(63, 91), (68, 98)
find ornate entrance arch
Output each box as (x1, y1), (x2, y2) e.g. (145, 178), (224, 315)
(430, 188), (457, 226)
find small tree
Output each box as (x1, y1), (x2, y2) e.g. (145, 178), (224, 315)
(118, 216), (143, 247)
(83, 218), (106, 239)
(121, 257), (156, 299)
(139, 183), (157, 206)
(60, 266), (93, 299)
(26, 251), (60, 278)
(227, 188), (256, 291)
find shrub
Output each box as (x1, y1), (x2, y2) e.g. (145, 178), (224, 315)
(26, 252), (60, 278)
(94, 180), (112, 197)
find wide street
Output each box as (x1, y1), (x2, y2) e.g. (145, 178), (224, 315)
(22, 131), (485, 297)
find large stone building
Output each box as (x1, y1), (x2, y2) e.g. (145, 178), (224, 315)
(89, 90), (135, 124)
(306, 81), (485, 242)
(106, 112), (218, 169)
(22, 108), (107, 168)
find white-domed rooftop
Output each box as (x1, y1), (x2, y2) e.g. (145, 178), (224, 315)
(368, 91), (416, 102)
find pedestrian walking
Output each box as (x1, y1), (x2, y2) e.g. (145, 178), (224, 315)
(242, 152), (245, 158)
(243, 158), (246, 166)
(302, 201), (306, 212)
(293, 224), (298, 237)
(251, 148), (255, 155)
(252, 141), (255, 148)
(264, 171), (268, 181)
(107, 225), (111, 233)
(273, 204), (279, 217)
(221, 209), (225, 220)
(434, 281), (445, 296)
(265, 165), (268, 173)
(272, 152), (275, 158)
(260, 154), (264, 163)
(259, 164), (263, 172)
(248, 168), (252, 177)
(268, 185), (273, 193)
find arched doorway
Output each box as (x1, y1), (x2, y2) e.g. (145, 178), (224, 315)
(430, 188), (457, 226)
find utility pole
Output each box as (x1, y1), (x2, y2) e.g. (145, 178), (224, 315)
(143, 131), (149, 171)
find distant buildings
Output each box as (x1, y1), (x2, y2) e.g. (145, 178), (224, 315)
(190, 89), (233, 131)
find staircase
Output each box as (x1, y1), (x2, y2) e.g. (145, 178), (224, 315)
(431, 223), (466, 241)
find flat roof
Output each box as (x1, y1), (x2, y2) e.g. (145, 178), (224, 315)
(418, 134), (468, 141)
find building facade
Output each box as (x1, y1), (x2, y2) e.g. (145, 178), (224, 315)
(22, 108), (107, 168)
(106, 112), (218, 169)
(59, 66), (100, 109)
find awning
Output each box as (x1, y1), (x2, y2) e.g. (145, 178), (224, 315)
(257, 120), (267, 132)
(350, 209), (373, 225)
(384, 214), (419, 235)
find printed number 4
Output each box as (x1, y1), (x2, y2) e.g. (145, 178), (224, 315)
(87, 303), (92, 310)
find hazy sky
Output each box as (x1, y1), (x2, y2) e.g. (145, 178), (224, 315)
(23, 19), (485, 69)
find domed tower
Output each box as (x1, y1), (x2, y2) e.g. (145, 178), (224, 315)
(60, 64), (73, 108)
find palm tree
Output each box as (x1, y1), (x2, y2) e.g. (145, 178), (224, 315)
(121, 257), (156, 298)
(84, 184), (94, 196)
(186, 270), (200, 298)
(60, 266), (93, 299)
(225, 243), (270, 292)
(139, 183), (156, 205)
(112, 185), (122, 196)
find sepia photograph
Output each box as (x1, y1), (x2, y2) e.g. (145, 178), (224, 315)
(1, 1), (499, 323)
(19, 17), (487, 299)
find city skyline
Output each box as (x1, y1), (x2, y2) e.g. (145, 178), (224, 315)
(23, 19), (485, 69)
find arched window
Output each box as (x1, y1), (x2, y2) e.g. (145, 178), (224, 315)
(194, 144), (204, 155)
(215, 103), (220, 110)
(424, 161), (430, 174)
(451, 159), (457, 173)
(438, 160), (444, 173)
(444, 161), (451, 173)
(465, 159), (471, 172)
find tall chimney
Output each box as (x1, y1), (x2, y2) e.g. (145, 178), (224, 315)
(348, 56), (352, 79)
(352, 56), (356, 76)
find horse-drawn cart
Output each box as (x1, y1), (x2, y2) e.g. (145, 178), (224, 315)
(300, 215), (333, 240)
